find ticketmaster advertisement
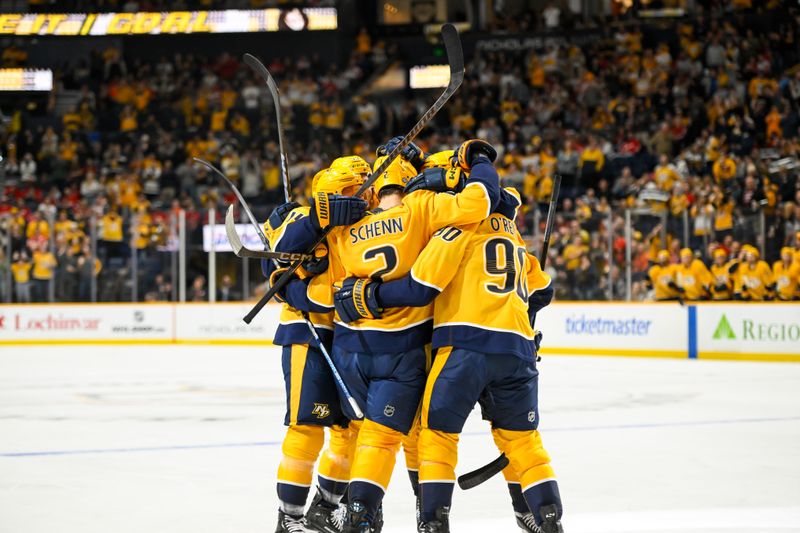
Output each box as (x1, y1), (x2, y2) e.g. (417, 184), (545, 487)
(536, 303), (688, 357)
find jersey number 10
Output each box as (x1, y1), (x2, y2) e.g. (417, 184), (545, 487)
(484, 238), (528, 302)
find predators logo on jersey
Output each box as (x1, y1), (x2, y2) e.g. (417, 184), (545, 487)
(311, 403), (331, 419)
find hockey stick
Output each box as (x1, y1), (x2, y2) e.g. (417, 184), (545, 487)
(243, 53), (291, 203)
(457, 174), (562, 491)
(196, 160), (365, 419)
(233, 61), (364, 418)
(532, 174), (561, 328)
(243, 23), (464, 324)
(224, 206), (312, 261)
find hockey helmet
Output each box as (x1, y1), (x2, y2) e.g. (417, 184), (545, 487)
(422, 150), (456, 170)
(372, 155), (417, 195)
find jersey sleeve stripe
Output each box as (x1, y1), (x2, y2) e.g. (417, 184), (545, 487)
(433, 321), (537, 340)
(409, 269), (444, 292)
(334, 317), (433, 332)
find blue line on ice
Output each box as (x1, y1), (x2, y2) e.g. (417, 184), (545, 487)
(2, 415), (799, 458)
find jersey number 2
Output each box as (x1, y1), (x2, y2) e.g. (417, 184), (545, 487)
(484, 238), (528, 302)
(364, 245), (398, 281)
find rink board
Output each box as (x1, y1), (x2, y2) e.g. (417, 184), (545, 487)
(0, 302), (798, 362)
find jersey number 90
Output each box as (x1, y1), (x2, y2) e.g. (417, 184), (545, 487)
(484, 238), (528, 302)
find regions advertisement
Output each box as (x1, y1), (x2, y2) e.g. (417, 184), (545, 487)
(696, 304), (800, 361)
(536, 303), (687, 357)
(0, 304), (172, 342)
(174, 303), (279, 343)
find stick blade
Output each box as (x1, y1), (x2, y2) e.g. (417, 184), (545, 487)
(225, 204), (245, 255)
(441, 23), (464, 82)
(244, 52), (280, 95)
(457, 453), (509, 490)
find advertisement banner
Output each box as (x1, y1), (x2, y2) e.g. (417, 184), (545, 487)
(0, 8), (336, 37)
(173, 303), (280, 342)
(0, 69), (53, 91)
(696, 304), (800, 360)
(0, 304), (172, 341)
(536, 303), (687, 357)
(202, 223), (261, 253)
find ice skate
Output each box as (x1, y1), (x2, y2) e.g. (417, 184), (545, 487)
(276, 510), (312, 533)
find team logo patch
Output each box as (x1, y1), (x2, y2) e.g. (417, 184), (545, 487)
(528, 410), (536, 423)
(383, 405), (395, 417)
(312, 403), (331, 419)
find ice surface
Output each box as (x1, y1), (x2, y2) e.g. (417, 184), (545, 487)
(1, 345), (799, 533)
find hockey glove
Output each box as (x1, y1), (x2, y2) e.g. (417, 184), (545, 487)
(377, 136), (425, 171)
(454, 139), (497, 171)
(266, 201), (301, 232)
(302, 242), (329, 276)
(403, 167), (466, 195)
(334, 277), (383, 323)
(310, 193), (367, 230)
(269, 267), (295, 304)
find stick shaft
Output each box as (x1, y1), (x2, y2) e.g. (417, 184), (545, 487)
(246, 24), (464, 322)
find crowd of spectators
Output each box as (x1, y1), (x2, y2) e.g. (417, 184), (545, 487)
(1, 1), (799, 303)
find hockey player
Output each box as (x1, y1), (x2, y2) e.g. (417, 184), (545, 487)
(675, 248), (712, 300)
(709, 248), (733, 300)
(647, 250), (681, 300)
(272, 150), (427, 531)
(734, 245), (774, 301)
(334, 184), (563, 533)
(772, 247), (799, 301)
(285, 140), (500, 532)
(264, 163), (369, 533)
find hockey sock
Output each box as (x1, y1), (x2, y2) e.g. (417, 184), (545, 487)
(317, 424), (354, 504)
(348, 419), (402, 518)
(277, 425), (324, 515)
(418, 428), (459, 522)
(492, 427), (561, 525)
(402, 418), (421, 496)
(502, 466), (529, 514)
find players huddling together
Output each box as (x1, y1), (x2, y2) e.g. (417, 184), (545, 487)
(261, 138), (563, 533)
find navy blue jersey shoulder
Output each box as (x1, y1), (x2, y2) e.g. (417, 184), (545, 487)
(376, 276), (439, 308)
(468, 158), (501, 213)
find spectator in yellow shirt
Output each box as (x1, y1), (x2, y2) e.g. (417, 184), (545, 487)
(712, 192), (734, 239)
(654, 154), (680, 191)
(120, 105), (138, 132)
(32, 245), (57, 302)
(62, 106), (82, 132)
(100, 209), (124, 262)
(11, 252), (33, 303)
(647, 250), (681, 300)
(710, 248), (733, 300)
(562, 235), (588, 271)
(579, 137), (605, 189)
(712, 150), (737, 186)
(26, 212), (50, 240)
(675, 248), (711, 300)
(773, 247), (799, 301)
(210, 105), (228, 132)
